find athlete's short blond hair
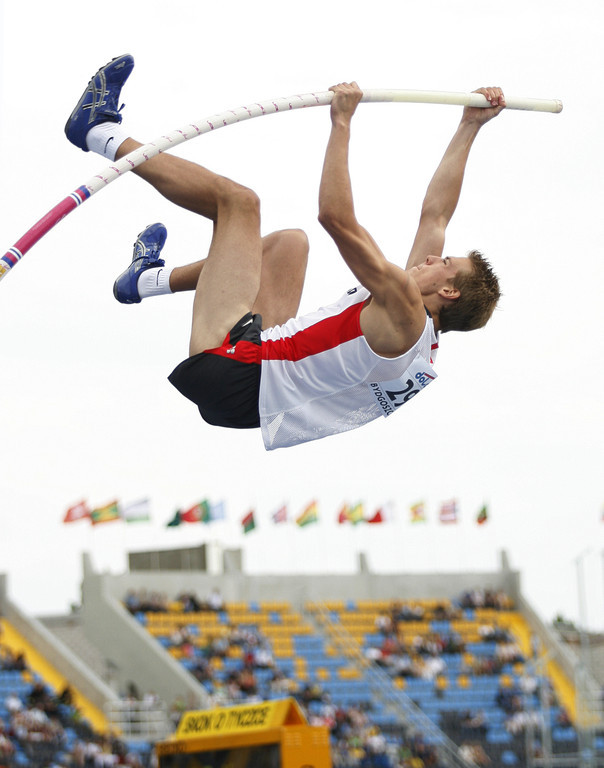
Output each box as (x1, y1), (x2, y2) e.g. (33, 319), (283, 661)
(439, 250), (501, 333)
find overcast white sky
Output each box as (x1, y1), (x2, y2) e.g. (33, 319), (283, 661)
(1, 0), (603, 630)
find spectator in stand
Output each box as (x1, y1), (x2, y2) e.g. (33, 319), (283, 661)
(556, 707), (572, 728)
(269, 669), (298, 696)
(207, 588), (224, 612)
(190, 657), (214, 684)
(460, 709), (488, 736)
(394, 603), (425, 623)
(466, 654), (502, 676)
(379, 634), (400, 664)
(496, 683), (524, 715)
(0, 647), (26, 671)
(478, 622), (511, 643)
(177, 591), (202, 613)
(253, 642), (274, 669)
(443, 633), (465, 654)
(460, 589), (484, 609)
(27, 680), (53, 710)
(57, 684), (74, 708)
(417, 654), (446, 681)
(168, 696), (187, 729)
(432, 601), (461, 621)
(299, 682), (326, 706)
(506, 709), (541, 735)
(364, 646), (383, 664)
(170, 624), (195, 655)
(142, 691), (161, 709)
(124, 589), (168, 614)
(495, 640), (524, 665)
(459, 742), (491, 766)
(4, 690), (23, 714)
(236, 665), (258, 697)
(361, 727), (390, 767)
(459, 588), (512, 611)
(408, 733), (439, 767)
(390, 652), (414, 679)
(0, 720), (15, 765)
(124, 589), (141, 615)
(375, 612), (393, 635)
(200, 633), (227, 659)
(10, 707), (64, 755)
(519, 672), (538, 697)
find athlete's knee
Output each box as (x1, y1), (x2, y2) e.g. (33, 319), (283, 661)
(215, 177), (260, 215)
(286, 228), (309, 255)
(265, 228), (309, 259)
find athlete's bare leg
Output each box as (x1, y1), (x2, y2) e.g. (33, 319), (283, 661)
(254, 229), (308, 328)
(117, 138), (262, 355)
(169, 229), (309, 329)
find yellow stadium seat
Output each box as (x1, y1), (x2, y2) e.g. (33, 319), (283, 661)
(338, 667), (361, 680)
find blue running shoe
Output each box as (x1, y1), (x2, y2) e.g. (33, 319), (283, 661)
(65, 54), (135, 151)
(113, 223), (168, 304)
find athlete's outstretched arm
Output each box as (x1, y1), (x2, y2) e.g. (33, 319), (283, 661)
(406, 87), (506, 270)
(318, 82), (403, 301)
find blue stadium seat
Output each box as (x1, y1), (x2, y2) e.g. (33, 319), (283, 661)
(430, 620), (451, 633)
(487, 729), (512, 745)
(553, 726), (577, 741)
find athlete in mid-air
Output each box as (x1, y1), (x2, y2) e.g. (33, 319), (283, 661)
(65, 55), (503, 450)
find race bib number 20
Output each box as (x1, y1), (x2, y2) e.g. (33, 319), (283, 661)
(368, 356), (437, 418)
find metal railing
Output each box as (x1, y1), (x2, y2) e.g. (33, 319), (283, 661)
(310, 603), (477, 768)
(105, 698), (171, 741)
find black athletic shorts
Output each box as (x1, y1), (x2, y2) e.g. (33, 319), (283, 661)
(168, 313), (262, 429)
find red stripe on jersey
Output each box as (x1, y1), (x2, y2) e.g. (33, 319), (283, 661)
(262, 301), (364, 362)
(205, 339), (262, 364)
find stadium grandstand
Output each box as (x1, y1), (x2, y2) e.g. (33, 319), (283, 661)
(1, 548), (603, 768)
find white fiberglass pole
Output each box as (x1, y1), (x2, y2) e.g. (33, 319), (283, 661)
(1, 88), (562, 282)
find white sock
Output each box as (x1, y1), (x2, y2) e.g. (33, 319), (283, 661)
(85, 122), (129, 160)
(137, 266), (174, 299)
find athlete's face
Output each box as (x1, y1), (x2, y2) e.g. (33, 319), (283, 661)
(408, 255), (471, 296)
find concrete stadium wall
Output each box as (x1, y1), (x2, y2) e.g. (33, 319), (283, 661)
(91, 550), (520, 610)
(80, 554), (211, 709)
(0, 574), (116, 712)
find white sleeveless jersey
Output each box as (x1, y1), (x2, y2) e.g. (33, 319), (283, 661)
(259, 286), (439, 450)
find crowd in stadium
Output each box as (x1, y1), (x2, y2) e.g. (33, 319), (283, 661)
(0, 635), (147, 768)
(0, 587), (576, 768)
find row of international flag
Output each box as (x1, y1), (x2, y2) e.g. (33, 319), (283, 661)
(241, 500), (488, 533)
(63, 498), (489, 530)
(63, 498), (154, 525)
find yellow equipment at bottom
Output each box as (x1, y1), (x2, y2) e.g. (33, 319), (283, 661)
(156, 697), (332, 768)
